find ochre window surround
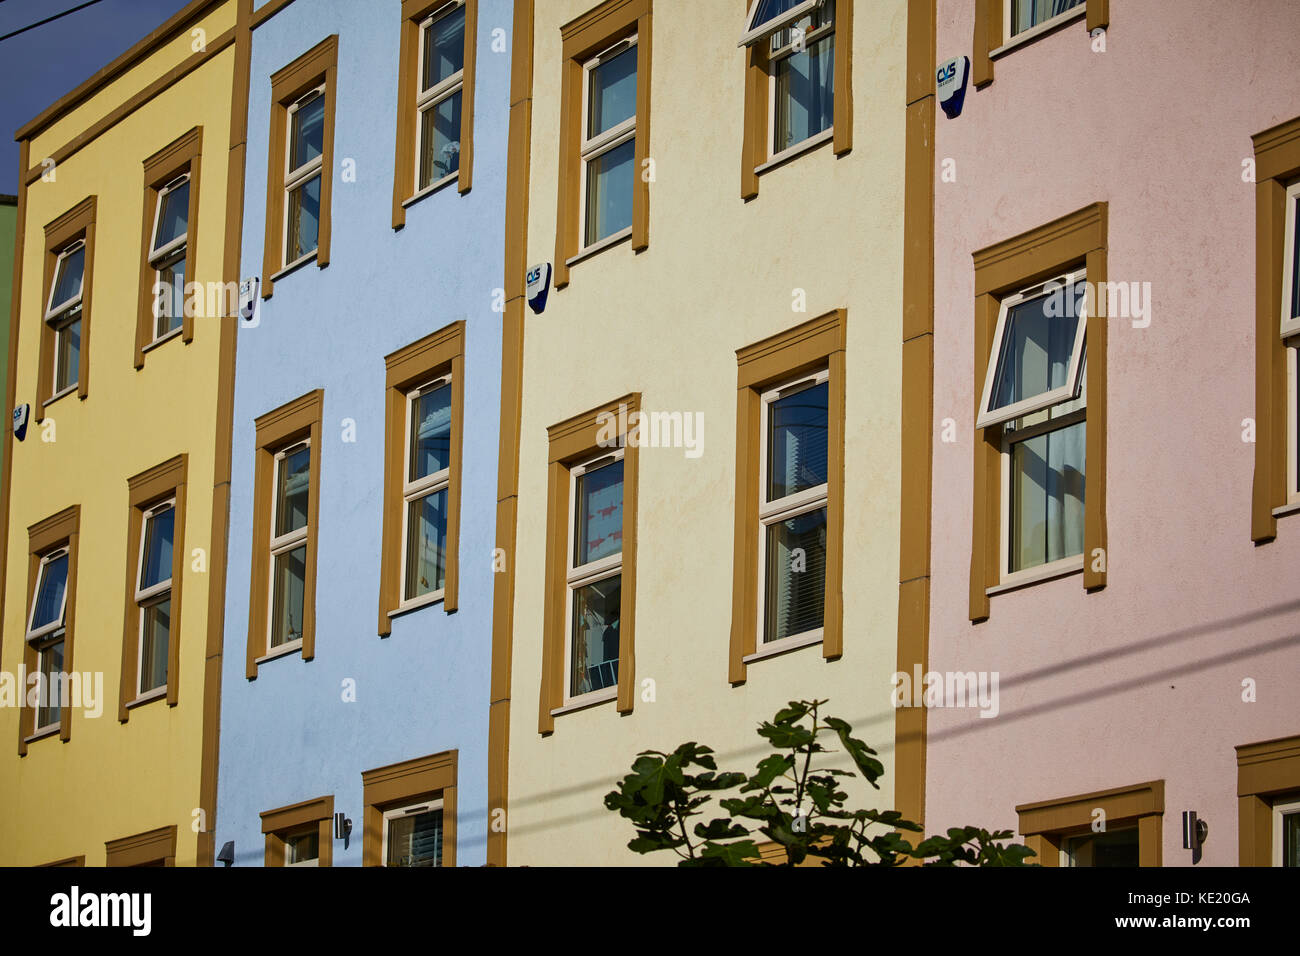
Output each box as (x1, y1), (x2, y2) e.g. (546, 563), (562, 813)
(1237, 733), (1300, 866)
(729, 310), (846, 684)
(261, 795), (335, 866)
(135, 127), (202, 368)
(972, 0), (1107, 88)
(969, 202), (1108, 622)
(261, 35), (338, 299)
(1016, 779), (1163, 867)
(740, 0), (853, 201)
(246, 389), (324, 678)
(553, 0), (652, 290)
(18, 505), (80, 754)
(1251, 116), (1300, 543)
(538, 393), (641, 734)
(118, 455), (187, 721)
(105, 825), (177, 867)
(39, 856), (86, 867)
(36, 196), (96, 420)
(392, 0), (478, 229)
(362, 750), (457, 866)
(378, 321), (465, 633)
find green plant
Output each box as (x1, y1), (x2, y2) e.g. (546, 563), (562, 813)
(604, 699), (1036, 867)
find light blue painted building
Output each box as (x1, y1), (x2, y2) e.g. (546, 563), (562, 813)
(216, 0), (510, 867)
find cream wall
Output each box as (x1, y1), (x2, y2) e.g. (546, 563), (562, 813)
(0, 7), (235, 866)
(507, 0), (909, 865)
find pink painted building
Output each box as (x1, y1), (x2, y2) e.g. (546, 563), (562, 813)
(924, 0), (1300, 866)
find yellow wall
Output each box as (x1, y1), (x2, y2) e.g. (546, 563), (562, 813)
(507, 0), (909, 864)
(0, 3), (236, 867)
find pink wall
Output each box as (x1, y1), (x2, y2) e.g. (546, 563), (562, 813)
(928, 0), (1300, 865)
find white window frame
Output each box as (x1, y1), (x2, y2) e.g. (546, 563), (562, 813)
(1279, 181), (1300, 339)
(1287, 347), (1299, 508)
(1004, 0), (1085, 42)
(738, 0), (820, 47)
(976, 269), (1088, 430)
(413, 0), (466, 197)
(33, 634), (65, 736)
(762, 0), (835, 162)
(27, 547), (70, 736)
(148, 173), (190, 345)
(282, 86), (325, 270)
(562, 449), (624, 707)
(756, 369), (829, 654)
(134, 499), (175, 700)
(399, 375), (452, 611)
(1273, 796), (1300, 867)
(285, 827), (321, 868)
(380, 798), (444, 867)
(45, 239), (85, 401)
(267, 440), (310, 654)
(578, 35), (637, 253)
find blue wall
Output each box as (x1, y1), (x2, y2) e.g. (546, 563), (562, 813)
(216, 0), (511, 866)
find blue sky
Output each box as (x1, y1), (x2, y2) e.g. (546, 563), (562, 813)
(0, 0), (194, 194)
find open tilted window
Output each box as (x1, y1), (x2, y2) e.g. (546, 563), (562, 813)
(148, 175), (189, 343)
(45, 240), (85, 399)
(27, 548), (70, 736)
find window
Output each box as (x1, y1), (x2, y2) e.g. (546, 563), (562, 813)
(740, 0), (851, 199)
(1236, 733), (1300, 866)
(729, 311), (845, 684)
(1016, 780), (1163, 867)
(538, 394), (641, 732)
(553, 0), (651, 288)
(246, 391), (322, 677)
(1006, 0), (1083, 38)
(136, 127), (201, 367)
(262, 36), (337, 298)
(379, 324), (464, 632)
(565, 451), (624, 703)
(119, 456), (187, 719)
(977, 271), (1088, 582)
(972, 0), (1106, 88)
(759, 371), (828, 648)
(1274, 797), (1300, 867)
(45, 242), (84, 399)
(38, 196), (95, 416)
(261, 796), (334, 866)
(969, 203), (1107, 621)
(362, 751), (457, 867)
(382, 800), (445, 867)
(20, 505), (79, 752)
(1279, 181), (1300, 508)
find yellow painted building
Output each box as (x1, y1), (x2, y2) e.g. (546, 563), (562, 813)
(0, 0), (243, 867)
(492, 0), (933, 865)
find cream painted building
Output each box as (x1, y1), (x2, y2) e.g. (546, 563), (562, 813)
(492, 0), (928, 865)
(0, 0), (242, 866)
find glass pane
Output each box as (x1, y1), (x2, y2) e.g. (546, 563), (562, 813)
(422, 6), (465, 91)
(570, 574), (620, 696)
(38, 640), (63, 729)
(387, 809), (443, 867)
(270, 545), (307, 647)
(55, 316), (81, 394)
(1283, 811), (1300, 867)
(1291, 195), (1300, 320)
(153, 181), (190, 251)
(763, 507), (826, 643)
(1012, 0), (1083, 35)
(139, 506), (175, 591)
(990, 280), (1084, 413)
(31, 552), (69, 631)
(774, 33), (834, 153)
(1066, 826), (1139, 867)
(289, 92), (325, 172)
(767, 381), (828, 501)
(574, 459), (623, 566)
(50, 245), (85, 311)
(139, 597), (170, 694)
(410, 383), (453, 481)
(275, 446), (311, 537)
(405, 489), (447, 600)
(584, 138), (634, 246)
(418, 91), (462, 189)
(287, 830), (320, 865)
(751, 0), (806, 30)
(587, 46), (636, 139)
(154, 254), (186, 338)
(1010, 420), (1086, 573)
(286, 174), (321, 263)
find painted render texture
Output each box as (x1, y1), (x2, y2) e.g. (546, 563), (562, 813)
(925, 0), (1300, 865)
(214, 0), (511, 866)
